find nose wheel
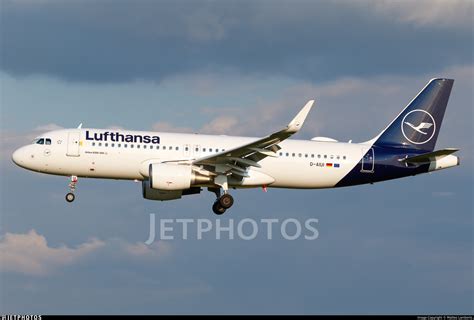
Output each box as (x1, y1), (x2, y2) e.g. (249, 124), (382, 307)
(65, 192), (75, 202)
(65, 175), (78, 203)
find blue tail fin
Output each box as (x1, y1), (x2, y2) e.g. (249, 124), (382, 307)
(373, 78), (454, 152)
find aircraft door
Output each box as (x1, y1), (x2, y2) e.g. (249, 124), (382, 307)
(361, 148), (374, 173)
(66, 131), (81, 157)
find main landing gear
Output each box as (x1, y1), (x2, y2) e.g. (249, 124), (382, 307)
(65, 175), (78, 203)
(209, 187), (234, 215)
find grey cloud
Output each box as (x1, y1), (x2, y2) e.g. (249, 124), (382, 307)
(1, 0), (472, 82)
(0, 229), (104, 276)
(366, 0), (473, 29)
(0, 229), (171, 276)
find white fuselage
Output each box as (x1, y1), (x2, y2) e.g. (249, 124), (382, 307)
(12, 128), (372, 189)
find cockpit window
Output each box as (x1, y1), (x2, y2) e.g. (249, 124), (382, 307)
(33, 138), (52, 145)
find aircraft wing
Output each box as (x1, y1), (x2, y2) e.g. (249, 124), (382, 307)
(192, 100), (314, 177)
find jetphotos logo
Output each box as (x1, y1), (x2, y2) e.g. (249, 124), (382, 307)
(144, 214), (320, 243)
(401, 109), (436, 145)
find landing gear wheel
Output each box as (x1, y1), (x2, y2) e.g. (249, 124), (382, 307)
(219, 193), (234, 209)
(65, 192), (75, 203)
(212, 201), (226, 215)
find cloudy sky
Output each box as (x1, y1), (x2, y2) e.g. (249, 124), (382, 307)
(0, 0), (473, 314)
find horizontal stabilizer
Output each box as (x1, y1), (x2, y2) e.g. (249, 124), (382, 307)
(401, 148), (459, 164)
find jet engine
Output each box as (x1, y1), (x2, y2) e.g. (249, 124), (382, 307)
(148, 163), (211, 191)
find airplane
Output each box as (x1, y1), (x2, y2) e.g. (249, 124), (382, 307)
(12, 78), (460, 215)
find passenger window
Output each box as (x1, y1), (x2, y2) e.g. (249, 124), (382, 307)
(292, 153), (295, 157)
(105, 143), (108, 147)
(324, 155), (327, 159)
(143, 145), (147, 149)
(111, 143), (115, 147)
(311, 154), (314, 158)
(131, 144), (134, 148)
(343, 156), (346, 160)
(124, 144), (128, 148)
(305, 154), (308, 158)
(298, 153), (302, 157)
(175, 146), (179, 151)
(169, 146), (172, 150)
(286, 152), (289, 156)
(92, 142), (96, 146)
(336, 155), (340, 160)
(185, 147), (188, 151)
(118, 143), (121, 147)
(98, 142), (102, 147)
(137, 145), (140, 149)
(318, 154), (321, 158)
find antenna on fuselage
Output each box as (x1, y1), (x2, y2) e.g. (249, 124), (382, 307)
(77, 123), (83, 129)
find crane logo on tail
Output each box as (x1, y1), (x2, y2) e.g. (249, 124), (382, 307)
(403, 121), (433, 135)
(401, 109), (436, 145)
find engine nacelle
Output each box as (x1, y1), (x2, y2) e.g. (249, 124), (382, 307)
(142, 181), (183, 200)
(142, 181), (201, 201)
(148, 163), (211, 191)
(149, 163), (192, 190)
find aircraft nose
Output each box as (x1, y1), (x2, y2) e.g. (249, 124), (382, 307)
(12, 147), (27, 167)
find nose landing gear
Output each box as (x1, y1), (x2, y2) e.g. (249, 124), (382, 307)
(65, 175), (78, 203)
